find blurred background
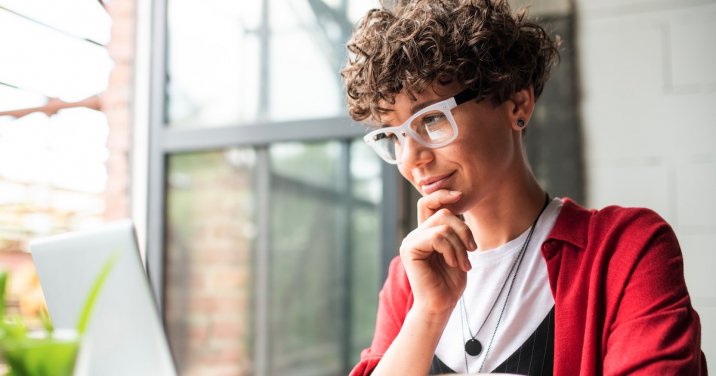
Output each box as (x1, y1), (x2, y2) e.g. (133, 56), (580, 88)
(0, 0), (713, 375)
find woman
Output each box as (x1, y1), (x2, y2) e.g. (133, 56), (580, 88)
(341, 0), (707, 375)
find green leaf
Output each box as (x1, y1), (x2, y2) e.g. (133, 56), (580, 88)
(76, 251), (120, 335)
(3, 334), (79, 376)
(2, 316), (28, 341)
(39, 307), (53, 334)
(0, 269), (8, 318)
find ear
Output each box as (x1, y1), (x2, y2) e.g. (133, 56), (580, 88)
(508, 87), (535, 131)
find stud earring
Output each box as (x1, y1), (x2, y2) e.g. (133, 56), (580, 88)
(517, 119), (526, 128)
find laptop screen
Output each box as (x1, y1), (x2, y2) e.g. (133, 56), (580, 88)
(30, 220), (177, 376)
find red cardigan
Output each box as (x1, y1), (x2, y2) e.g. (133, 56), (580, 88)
(351, 198), (707, 375)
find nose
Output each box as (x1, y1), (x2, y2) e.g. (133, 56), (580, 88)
(398, 134), (434, 169)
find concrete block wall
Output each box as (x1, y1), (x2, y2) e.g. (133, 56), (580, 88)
(576, 0), (716, 363)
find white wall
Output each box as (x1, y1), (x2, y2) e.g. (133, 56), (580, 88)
(576, 0), (716, 364)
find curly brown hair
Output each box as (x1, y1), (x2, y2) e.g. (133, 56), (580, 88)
(341, 0), (560, 125)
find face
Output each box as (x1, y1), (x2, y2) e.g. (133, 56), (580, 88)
(378, 83), (524, 214)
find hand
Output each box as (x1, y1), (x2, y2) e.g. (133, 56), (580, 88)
(399, 189), (477, 317)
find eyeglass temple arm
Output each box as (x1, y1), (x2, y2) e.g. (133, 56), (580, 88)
(454, 89), (479, 105)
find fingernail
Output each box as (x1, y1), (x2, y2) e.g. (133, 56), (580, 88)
(470, 240), (477, 250)
(449, 190), (461, 196)
(466, 259), (472, 271)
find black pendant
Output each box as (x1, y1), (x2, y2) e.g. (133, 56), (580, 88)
(465, 338), (482, 356)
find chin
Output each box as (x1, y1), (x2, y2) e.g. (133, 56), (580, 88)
(443, 201), (468, 216)
(450, 193), (478, 216)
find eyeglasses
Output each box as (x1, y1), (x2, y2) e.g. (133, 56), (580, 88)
(363, 88), (478, 164)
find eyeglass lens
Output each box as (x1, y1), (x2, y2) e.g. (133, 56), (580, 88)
(373, 109), (455, 162)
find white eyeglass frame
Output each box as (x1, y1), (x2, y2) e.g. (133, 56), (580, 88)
(363, 88), (477, 164)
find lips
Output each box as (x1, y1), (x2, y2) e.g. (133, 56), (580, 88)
(419, 171), (456, 195)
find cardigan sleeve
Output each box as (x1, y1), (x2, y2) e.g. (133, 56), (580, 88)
(601, 209), (707, 375)
(350, 256), (413, 376)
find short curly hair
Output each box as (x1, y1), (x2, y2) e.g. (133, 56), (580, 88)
(341, 0), (560, 125)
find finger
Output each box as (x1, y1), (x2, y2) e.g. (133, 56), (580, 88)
(423, 209), (474, 272)
(417, 190), (462, 224)
(431, 225), (459, 268)
(422, 209), (477, 253)
(419, 209), (475, 272)
(439, 226), (471, 272)
(404, 211), (472, 270)
(403, 224), (460, 268)
(433, 223), (475, 272)
(456, 218), (478, 253)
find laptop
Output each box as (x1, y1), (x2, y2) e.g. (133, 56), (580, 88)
(29, 219), (177, 376)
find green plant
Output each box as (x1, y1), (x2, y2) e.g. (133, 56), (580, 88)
(0, 252), (119, 376)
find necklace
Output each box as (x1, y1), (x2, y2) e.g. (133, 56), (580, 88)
(459, 193), (550, 373)
(459, 245), (522, 356)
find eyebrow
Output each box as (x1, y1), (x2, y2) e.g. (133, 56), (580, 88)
(378, 96), (446, 128)
(410, 98), (443, 115)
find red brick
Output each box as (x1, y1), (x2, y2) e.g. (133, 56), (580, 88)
(210, 320), (245, 339)
(208, 268), (249, 291)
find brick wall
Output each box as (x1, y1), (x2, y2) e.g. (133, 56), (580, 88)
(101, 0), (135, 221)
(99, 3), (256, 374)
(576, 0), (716, 362)
(164, 152), (255, 376)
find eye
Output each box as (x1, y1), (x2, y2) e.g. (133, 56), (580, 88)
(423, 114), (444, 127)
(373, 131), (400, 144)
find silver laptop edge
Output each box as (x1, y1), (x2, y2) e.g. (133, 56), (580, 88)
(30, 220), (177, 376)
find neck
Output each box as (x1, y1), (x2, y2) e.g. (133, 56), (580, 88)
(462, 170), (546, 251)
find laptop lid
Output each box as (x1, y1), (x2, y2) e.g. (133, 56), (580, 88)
(29, 220), (177, 376)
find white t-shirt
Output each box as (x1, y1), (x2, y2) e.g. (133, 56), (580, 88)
(434, 197), (563, 373)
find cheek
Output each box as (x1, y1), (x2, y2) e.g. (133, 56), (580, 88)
(481, 135), (509, 160)
(463, 121), (513, 160)
(448, 131), (514, 183)
(397, 164), (415, 186)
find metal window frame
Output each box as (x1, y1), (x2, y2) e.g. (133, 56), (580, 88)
(145, 0), (401, 373)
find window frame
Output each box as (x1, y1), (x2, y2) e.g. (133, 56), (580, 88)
(144, 0), (401, 374)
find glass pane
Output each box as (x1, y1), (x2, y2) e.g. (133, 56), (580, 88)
(0, 109), (109, 246)
(164, 149), (257, 375)
(0, 85), (47, 112)
(166, 0), (379, 128)
(0, 10), (112, 101)
(268, 141), (344, 375)
(0, 0), (111, 44)
(266, 0), (345, 122)
(166, 1), (260, 128)
(349, 140), (381, 366)
(163, 140), (382, 375)
(0, 109), (110, 325)
(267, 140), (381, 375)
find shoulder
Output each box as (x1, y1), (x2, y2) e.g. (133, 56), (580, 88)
(547, 198), (681, 271)
(591, 204), (678, 254)
(555, 198), (675, 246)
(591, 203), (669, 229)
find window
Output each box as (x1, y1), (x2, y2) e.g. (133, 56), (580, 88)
(146, 0), (388, 374)
(0, 1), (114, 320)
